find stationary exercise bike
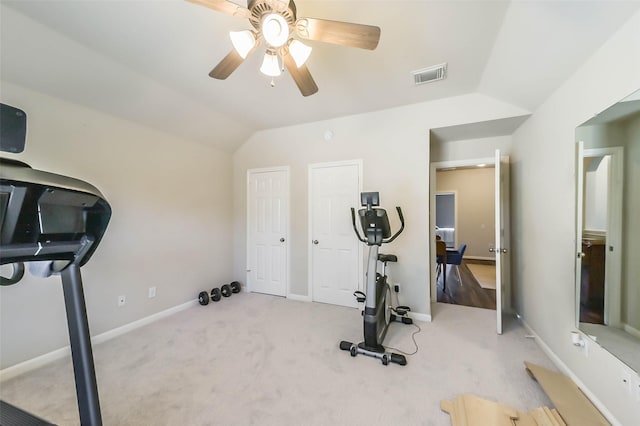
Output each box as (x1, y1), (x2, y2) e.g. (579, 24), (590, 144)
(340, 192), (412, 366)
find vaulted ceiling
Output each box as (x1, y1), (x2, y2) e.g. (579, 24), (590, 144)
(1, 1), (638, 152)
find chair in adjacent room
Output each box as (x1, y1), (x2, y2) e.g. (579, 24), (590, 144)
(435, 238), (447, 291)
(445, 243), (467, 286)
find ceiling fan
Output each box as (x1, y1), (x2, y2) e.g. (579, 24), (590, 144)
(187, 0), (381, 96)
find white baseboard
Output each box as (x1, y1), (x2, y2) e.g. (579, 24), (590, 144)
(623, 323), (640, 339)
(519, 317), (621, 426)
(285, 293), (431, 323)
(411, 312), (432, 323)
(0, 299), (197, 382)
(287, 293), (312, 302)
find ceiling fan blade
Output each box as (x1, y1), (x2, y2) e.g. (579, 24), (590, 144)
(209, 49), (245, 79)
(283, 53), (318, 97)
(186, 0), (251, 19)
(296, 18), (381, 50)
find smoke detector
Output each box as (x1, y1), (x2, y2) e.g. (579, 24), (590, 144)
(412, 63), (447, 85)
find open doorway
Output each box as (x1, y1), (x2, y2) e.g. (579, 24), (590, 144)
(433, 164), (496, 310)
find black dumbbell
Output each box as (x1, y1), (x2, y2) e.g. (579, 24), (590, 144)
(229, 281), (241, 293)
(220, 284), (232, 297)
(211, 287), (222, 302)
(198, 291), (210, 306)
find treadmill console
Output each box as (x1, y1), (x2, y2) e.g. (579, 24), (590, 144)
(0, 159), (111, 268)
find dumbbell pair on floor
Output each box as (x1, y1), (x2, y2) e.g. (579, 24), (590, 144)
(198, 281), (241, 305)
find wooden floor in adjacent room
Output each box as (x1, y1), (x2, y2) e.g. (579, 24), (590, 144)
(437, 260), (496, 310)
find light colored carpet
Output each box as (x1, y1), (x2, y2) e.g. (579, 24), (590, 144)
(0, 293), (555, 425)
(467, 263), (496, 290)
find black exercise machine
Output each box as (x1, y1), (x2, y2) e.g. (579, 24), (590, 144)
(340, 192), (412, 366)
(1, 103), (111, 425)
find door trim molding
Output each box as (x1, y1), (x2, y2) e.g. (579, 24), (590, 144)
(429, 157), (495, 302)
(307, 159), (363, 302)
(246, 166), (290, 297)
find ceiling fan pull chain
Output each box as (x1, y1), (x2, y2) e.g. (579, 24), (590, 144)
(270, 77), (276, 87)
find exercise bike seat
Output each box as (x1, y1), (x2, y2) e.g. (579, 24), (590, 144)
(378, 253), (397, 263)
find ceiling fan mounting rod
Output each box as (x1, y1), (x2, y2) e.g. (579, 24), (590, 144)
(248, 0), (296, 31)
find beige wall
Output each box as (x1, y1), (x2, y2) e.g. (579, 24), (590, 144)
(0, 82), (234, 369)
(436, 167), (495, 259)
(510, 10), (640, 425)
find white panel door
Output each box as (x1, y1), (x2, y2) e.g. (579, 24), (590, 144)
(494, 150), (510, 335)
(309, 161), (361, 307)
(247, 168), (289, 297)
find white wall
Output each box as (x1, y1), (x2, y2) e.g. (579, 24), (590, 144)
(232, 94), (529, 318)
(583, 155), (609, 232)
(431, 135), (512, 163)
(510, 10), (640, 425)
(0, 82), (234, 369)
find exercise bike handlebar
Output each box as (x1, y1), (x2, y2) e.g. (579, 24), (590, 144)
(350, 206), (405, 245)
(351, 207), (367, 243)
(384, 206), (405, 244)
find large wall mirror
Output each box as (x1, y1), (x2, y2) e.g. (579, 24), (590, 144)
(575, 88), (640, 373)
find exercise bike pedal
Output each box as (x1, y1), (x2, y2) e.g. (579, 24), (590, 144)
(401, 317), (413, 325)
(390, 353), (407, 366)
(395, 305), (411, 315)
(353, 291), (366, 303)
(339, 340), (353, 351)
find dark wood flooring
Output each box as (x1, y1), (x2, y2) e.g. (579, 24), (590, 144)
(579, 265), (605, 324)
(437, 260), (496, 310)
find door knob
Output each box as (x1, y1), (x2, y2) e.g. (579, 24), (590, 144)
(313, 240), (319, 245)
(489, 248), (495, 253)
(280, 238), (285, 242)
(501, 248), (508, 253)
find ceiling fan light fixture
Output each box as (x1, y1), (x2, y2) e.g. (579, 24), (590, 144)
(229, 30), (256, 59)
(288, 39), (312, 68)
(260, 51), (281, 77)
(262, 13), (289, 47)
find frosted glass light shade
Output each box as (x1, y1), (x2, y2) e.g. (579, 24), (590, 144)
(262, 13), (289, 47)
(230, 30), (256, 59)
(260, 51), (281, 77)
(289, 40), (312, 68)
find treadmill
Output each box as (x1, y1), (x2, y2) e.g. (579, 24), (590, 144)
(1, 103), (111, 425)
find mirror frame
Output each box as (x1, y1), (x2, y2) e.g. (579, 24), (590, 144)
(575, 88), (640, 373)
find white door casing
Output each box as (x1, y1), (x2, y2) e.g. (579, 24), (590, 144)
(247, 167), (289, 297)
(309, 160), (362, 307)
(430, 154), (511, 335)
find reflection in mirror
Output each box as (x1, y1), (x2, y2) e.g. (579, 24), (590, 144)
(576, 89), (640, 373)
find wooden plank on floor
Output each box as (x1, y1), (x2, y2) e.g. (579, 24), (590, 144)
(441, 394), (519, 426)
(524, 362), (609, 426)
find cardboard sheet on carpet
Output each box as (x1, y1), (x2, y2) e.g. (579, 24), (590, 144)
(440, 394), (564, 426)
(524, 361), (609, 426)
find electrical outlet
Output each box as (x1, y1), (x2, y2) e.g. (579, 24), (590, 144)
(148, 286), (156, 298)
(394, 284), (400, 293)
(118, 295), (126, 307)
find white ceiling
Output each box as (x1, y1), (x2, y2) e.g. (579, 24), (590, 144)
(1, 0), (638, 152)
